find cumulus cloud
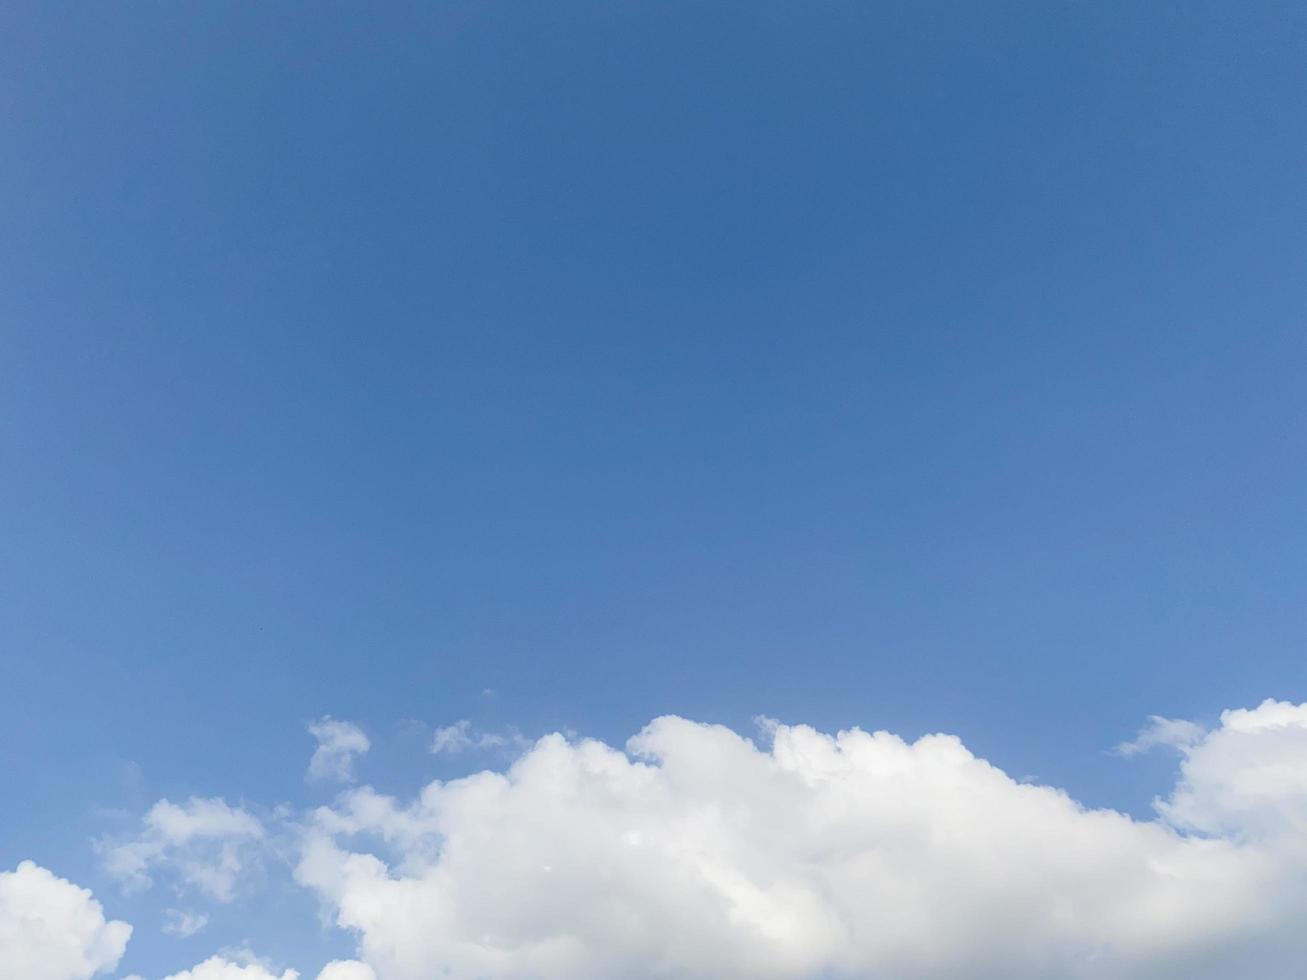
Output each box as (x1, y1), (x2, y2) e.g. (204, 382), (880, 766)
(158, 961), (376, 980)
(293, 702), (1307, 980)
(308, 718), (371, 784)
(1158, 698), (1307, 839)
(0, 861), (132, 980)
(429, 720), (526, 755)
(314, 962), (377, 980)
(159, 955), (375, 980)
(100, 797), (265, 902)
(161, 954), (298, 980)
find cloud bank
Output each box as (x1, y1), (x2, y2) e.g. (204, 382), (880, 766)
(18, 700), (1307, 979)
(295, 700), (1307, 980)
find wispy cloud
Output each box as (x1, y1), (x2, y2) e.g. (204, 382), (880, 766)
(163, 908), (210, 938)
(307, 717), (371, 784)
(429, 719), (528, 756)
(1114, 714), (1205, 756)
(98, 797), (265, 902)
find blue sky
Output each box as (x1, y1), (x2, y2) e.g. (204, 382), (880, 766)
(2, 3), (1307, 979)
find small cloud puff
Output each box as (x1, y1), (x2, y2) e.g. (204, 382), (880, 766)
(307, 718), (370, 784)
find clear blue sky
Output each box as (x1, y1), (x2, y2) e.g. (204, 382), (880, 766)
(2, 2), (1306, 976)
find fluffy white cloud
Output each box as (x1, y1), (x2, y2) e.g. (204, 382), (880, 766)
(314, 961), (377, 980)
(100, 797), (264, 902)
(1158, 698), (1307, 839)
(308, 718), (371, 784)
(161, 954), (297, 980)
(0, 861), (132, 980)
(159, 955), (375, 980)
(295, 702), (1307, 980)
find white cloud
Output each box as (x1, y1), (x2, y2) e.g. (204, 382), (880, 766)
(162, 908), (210, 938)
(429, 720), (526, 756)
(307, 718), (371, 784)
(154, 953), (374, 980)
(1158, 698), (1307, 839)
(0, 861), (132, 980)
(295, 703), (1307, 980)
(100, 797), (265, 902)
(160, 954), (297, 980)
(314, 962), (377, 980)
(1114, 715), (1206, 756)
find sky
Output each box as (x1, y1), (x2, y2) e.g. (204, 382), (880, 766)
(2, 2), (1306, 978)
